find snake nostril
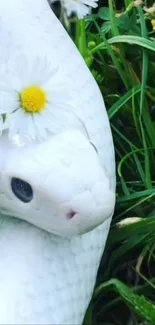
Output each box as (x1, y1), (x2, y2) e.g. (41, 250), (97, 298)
(67, 210), (76, 219)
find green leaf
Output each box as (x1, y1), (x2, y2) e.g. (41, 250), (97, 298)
(101, 21), (111, 34)
(108, 216), (155, 246)
(117, 13), (131, 31)
(95, 279), (155, 324)
(98, 7), (110, 21)
(108, 35), (155, 52)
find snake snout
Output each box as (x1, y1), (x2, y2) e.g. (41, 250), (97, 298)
(61, 180), (115, 235)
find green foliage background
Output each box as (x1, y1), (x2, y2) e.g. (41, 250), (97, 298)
(51, 0), (155, 324)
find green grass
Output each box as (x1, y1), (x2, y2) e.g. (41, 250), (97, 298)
(51, 0), (155, 324)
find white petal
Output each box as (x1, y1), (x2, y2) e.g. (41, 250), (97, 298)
(26, 57), (58, 87)
(82, 0), (98, 8)
(9, 111), (37, 146)
(7, 109), (34, 144)
(11, 134), (28, 147)
(47, 87), (71, 104)
(62, 0), (76, 15)
(26, 114), (37, 140)
(7, 108), (50, 144)
(9, 110), (28, 134)
(63, 0), (89, 17)
(33, 109), (51, 128)
(45, 82), (73, 109)
(0, 90), (19, 114)
(33, 114), (48, 140)
(13, 55), (30, 89)
(76, 2), (90, 18)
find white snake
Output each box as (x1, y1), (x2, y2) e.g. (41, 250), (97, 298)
(0, 0), (116, 324)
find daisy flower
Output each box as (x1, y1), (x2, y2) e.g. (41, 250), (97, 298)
(49, 0), (99, 19)
(0, 56), (71, 145)
(63, 0), (99, 18)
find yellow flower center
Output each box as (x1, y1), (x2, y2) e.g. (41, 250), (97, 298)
(20, 86), (47, 113)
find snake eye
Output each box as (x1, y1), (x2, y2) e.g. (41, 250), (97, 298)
(11, 178), (33, 203)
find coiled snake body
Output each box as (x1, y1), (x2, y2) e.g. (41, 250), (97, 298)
(0, 1), (116, 324)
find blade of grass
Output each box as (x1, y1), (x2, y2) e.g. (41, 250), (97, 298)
(108, 216), (155, 245)
(118, 189), (155, 203)
(111, 124), (138, 150)
(108, 85), (141, 119)
(108, 0), (119, 37)
(108, 35), (155, 51)
(117, 148), (146, 177)
(132, 150), (146, 186)
(91, 35), (155, 54)
(75, 19), (87, 58)
(116, 192), (155, 219)
(120, 176), (131, 196)
(137, 6), (152, 189)
(95, 279), (155, 324)
(94, 21), (129, 89)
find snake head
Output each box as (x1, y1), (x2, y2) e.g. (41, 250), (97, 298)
(0, 129), (115, 237)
